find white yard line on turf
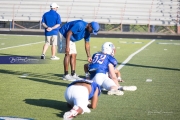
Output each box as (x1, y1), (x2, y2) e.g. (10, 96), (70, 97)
(117, 39), (155, 70)
(0, 41), (44, 50)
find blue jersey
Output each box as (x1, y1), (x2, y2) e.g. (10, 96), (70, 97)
(68, 79), (101, 100)
(42, 10), (61, 36)
(89, 52), (118, 74)
(59, 20), (91, 42)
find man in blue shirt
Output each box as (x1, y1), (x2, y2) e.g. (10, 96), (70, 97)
(41, 3), (61, 60)
(58, 20), (99, 81)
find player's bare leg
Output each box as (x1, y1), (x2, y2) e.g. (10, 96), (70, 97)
(50, 45), (59, 60)
(42, 44), (49, 54)
(70, 54), (83, 80)
(41, 44), (49, 59)
(70, 54), (76, 76)
(64, 54), (70, 74)
(62, 54), (76, 81)
(84, 64), (89, 73)
(51, 45), (56, 57)
(84, 63), (90, 79)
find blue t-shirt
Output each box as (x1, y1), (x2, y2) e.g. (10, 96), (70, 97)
(42, 10), (61, 36)
(59, 20), (91, 42)
(89, 52), (118, 74)
(68, 79), (101, 100)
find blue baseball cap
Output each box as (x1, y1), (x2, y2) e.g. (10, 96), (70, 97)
(91, 21), (99, 35)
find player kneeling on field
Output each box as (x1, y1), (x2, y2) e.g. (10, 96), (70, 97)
(63, 79), (101, 120)
(89, 42), (137, 95)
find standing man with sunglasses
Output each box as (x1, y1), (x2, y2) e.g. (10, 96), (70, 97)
(58, 20), (99, 81)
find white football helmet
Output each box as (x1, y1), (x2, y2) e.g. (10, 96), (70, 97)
(101, 42), (115, 56)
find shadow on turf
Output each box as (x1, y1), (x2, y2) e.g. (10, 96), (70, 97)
(23, 77), (68, 87)
(24, 99), (70, 118)
(0, 69), (71, 87)
(0, 53), (24, 56)
(0, 69), (85, 79)
(117, 63), (180, 71)
(0, 69), (66, 79)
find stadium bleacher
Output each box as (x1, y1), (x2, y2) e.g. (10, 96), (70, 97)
(0, 0), (179, 25)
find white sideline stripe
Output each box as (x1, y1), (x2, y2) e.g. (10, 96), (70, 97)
(158, 42), (180, 45)
(117, 39), (155, 70)
(0, 41), (44, 50)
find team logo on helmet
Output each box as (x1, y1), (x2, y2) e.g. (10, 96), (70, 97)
(101, 42), (115, 56)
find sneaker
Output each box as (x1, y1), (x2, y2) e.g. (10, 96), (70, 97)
(63, 111), (74, 120)
(63, 74), (76, 81)
(50, 56), (60, 60)
(63, 106), (79, 120)
(83, 107), (91, 113)
(71, 74), (84, 80)
(122, 86), (137, 91)
(107, 89), (124, 96)
(41, 54), (45, 59)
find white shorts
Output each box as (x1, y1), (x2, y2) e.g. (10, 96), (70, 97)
(92, 73), (117, 91)
(64, 85), (89, 112)
(58, 32), (77, 54)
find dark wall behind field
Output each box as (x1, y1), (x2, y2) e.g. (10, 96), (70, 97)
(0, 30), (179, 40)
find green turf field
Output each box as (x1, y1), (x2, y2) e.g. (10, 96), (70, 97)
(0, 34), (180, 120)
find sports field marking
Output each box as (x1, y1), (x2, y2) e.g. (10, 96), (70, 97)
(1, 34), (42, 37)
(133, 42), (143, 44)
(158, 42), (180, 45)
(0, 41), (44, 50)
(119, 41), (143, 44)
(119, 41), (128, 43)
(117, 39), (155, 70)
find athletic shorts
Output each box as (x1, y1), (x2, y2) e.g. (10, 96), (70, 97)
(45, 35), (57, 45)
(92, 73), (117, 91)
(58, 32), (77, 54)
(64, 85), (90, 112)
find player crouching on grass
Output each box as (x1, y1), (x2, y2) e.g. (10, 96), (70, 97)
(63, 79), (101, 120)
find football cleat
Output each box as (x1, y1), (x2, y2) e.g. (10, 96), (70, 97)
(107, 89), (124, 96)
(122, 86), (137, 91)
(63, 105), (79, 120)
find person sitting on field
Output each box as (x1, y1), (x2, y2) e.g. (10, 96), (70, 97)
(87, 42), (137, 94)
(63, 79), (101, 120)
(87, 42), (124, 95)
